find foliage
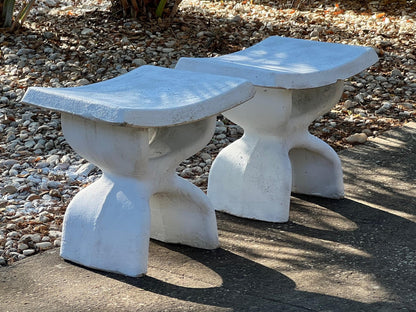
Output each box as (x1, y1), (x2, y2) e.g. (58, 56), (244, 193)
(111, 0), (183, 19)
(0, 0), (36, 31)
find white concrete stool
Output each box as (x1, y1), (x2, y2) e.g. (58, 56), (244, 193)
(176, 36), (378, 222)
(21, 65), (254, 276)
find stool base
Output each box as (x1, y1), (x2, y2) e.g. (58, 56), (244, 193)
(60, 114), (219, 277)
(208, 83), (345, 222)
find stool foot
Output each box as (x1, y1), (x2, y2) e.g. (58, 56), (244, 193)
(208, 134), (291, 222)
(290, 133), (344, 198)
(151, 176), (219, 249)
(60, 173), (151, 277)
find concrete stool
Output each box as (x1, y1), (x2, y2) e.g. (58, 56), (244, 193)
(176, 36), (378, 222)
(21, 65), (254, 276)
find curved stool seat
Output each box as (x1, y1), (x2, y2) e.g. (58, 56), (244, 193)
(22, 65), (255, 276)
(176, 36), (378, 222)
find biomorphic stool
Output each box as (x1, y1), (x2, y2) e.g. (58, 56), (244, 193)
(176, 36), (378, 222)
(21, 65), (254, 276)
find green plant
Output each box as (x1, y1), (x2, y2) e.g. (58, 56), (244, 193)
(112, 0), (183, 19)
(0, 0), (36, 31)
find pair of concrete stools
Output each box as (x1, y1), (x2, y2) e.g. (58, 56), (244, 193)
(22, 36), (378, 277)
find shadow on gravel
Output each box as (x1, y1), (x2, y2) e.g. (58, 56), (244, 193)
(220, 0), (416, 17)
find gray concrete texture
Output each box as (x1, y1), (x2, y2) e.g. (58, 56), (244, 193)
(1, 122), (415, 312)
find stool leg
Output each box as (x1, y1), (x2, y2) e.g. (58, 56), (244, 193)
(61, 174), (151, 277)
(208, 133), (292, 222)
(151, 175), (219, 249)
(148, 117), (219, 249)
(289, 81), (345, 198)
(290, 133), (344, 198)
(209, 88), (293, 222)
(59, 114), (152, 277)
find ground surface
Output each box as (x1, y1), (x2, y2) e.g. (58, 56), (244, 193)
(0, 0), (415, 266)
(1, 122), (415, 311)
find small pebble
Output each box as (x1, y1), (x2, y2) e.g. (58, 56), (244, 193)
(76, 163), (96, 176)
(7, 231), (20, 239)
(18, 243), (29, 250)
(36, 242), (52, 250)
(23, 249), (36, 256)
(1, 185), (18, 194)
(346, 133), (368, 144)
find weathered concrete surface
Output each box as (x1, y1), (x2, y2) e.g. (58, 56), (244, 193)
(1, 122), (415, 312)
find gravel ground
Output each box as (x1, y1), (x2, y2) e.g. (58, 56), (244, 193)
(0, 0), (415, 266)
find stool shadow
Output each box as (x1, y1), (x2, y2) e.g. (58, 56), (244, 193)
(71, 188), (415, 311)
(63, 188), (415, 311)
(96, 238), (407, 311)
